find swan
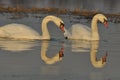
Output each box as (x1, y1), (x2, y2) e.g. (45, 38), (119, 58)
(0, 15), (65, 40)
(64, 14), (108, 40)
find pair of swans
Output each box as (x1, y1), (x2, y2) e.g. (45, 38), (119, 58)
(0, 14), (108, 40)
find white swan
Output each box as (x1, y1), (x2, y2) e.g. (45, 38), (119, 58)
(0, 15), (65, 40)
(64, 14), (108, 40)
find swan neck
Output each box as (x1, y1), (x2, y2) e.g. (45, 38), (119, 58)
(91, 16), (99, 40)
(41, 16), (62, 39)
(42, 16), (58, 39)
(41, 17), (51, 39)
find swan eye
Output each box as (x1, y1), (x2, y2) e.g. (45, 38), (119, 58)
(65, 37), (68, 39)
(60, 22), (64, 27)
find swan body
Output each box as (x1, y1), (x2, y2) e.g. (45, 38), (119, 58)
(0, 15), (65, 40)
(0, 24), (41, 40)
(64, 14), (108, 40)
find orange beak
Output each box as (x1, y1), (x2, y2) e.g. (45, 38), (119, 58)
(102, 52), (108, 64)
(103, 20), (108, 28)
(59, 48), (64, 58)
(60, 24), (65, 32)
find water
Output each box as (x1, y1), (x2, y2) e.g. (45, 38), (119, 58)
(0, 13), (120, 80)
(0, 0), (120, 13)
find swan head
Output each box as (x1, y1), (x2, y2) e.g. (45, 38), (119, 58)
(95, 14), (108, 28)
(50, 16), (65, 32)
(60, 22), (65, 32)
(63, 28), (70, 39)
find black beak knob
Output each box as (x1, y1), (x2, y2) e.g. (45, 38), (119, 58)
(65, 37), (68, 39)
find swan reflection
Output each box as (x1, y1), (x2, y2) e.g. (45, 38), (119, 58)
(0, 39), (64, 64)
(0, 38), (107, 68)
(90, 41), (107, 68)
(41, 40), (64, 65)
(71, 40), (90, 52)
(71, 40), (108, 68)
(0, 40), (38, 51)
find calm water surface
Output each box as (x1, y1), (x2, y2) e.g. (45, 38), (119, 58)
(0, 13), (120, 80)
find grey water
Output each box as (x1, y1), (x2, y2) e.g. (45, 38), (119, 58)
(0, 12), (120, 80)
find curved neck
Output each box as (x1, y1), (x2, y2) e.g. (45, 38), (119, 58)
(41, 16), (60, 39)
(90, 41), (105, 68)
(91, 16), (100, 40)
